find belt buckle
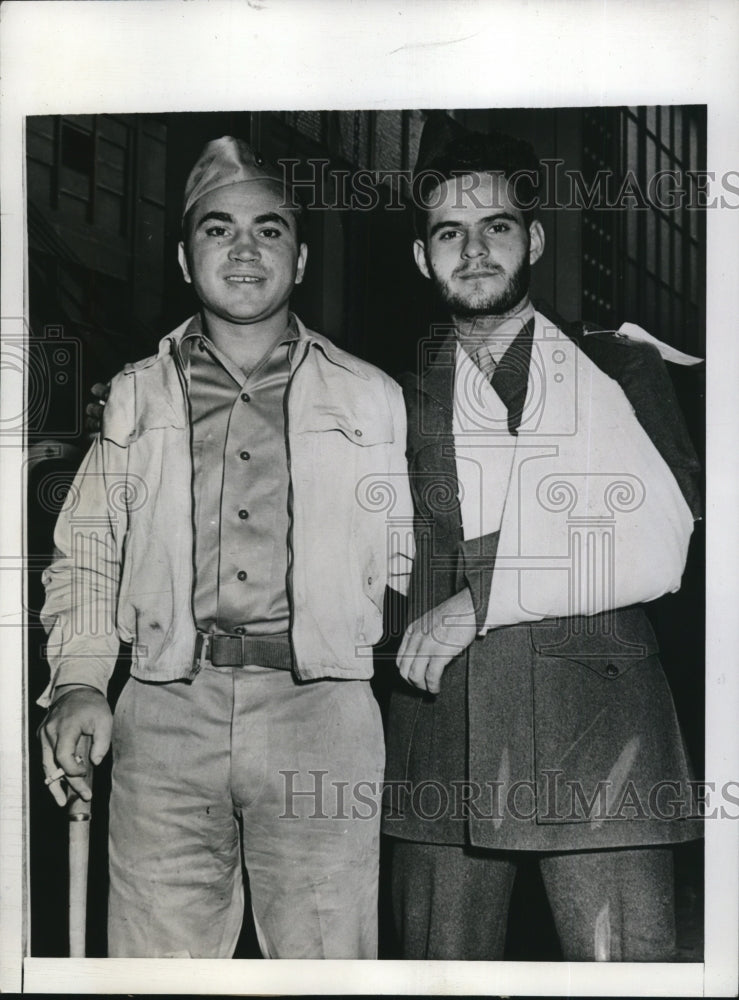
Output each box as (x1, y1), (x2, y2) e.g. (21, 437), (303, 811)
(198, 632), (212, 669)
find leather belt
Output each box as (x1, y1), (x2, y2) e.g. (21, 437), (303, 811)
(195, 631), (293, 671)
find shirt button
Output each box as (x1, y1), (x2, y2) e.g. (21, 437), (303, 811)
(238, 509), (249, 520)
(241, 393), (250, 403)
(354, 428), (363, 437)
(237, 570), (248, 581)
(606, 663), (619, 677)
(240, 450), (250, 461)
(234, 626), (246, 635)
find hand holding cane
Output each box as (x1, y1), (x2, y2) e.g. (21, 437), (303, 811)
(67, 734), (93, 957)
(38, 686), (112, 954)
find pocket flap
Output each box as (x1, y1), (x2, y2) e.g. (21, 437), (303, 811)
(296, 405), (394, 446)
(529, 606), (659, 679)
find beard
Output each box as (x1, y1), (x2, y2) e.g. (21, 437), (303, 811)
(430, 254), (531, 319)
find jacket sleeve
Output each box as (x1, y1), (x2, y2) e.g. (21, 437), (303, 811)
(38, 397), (131, 708)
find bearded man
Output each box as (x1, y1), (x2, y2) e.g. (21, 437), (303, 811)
(383, 114), (703, 962)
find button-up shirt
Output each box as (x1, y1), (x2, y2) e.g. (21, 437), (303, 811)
(180, 315), (298, 635)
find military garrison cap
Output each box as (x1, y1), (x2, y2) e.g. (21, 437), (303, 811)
(183, 136), (283, 219)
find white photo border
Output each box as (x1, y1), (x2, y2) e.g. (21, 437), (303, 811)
(1, 0), (737, 995)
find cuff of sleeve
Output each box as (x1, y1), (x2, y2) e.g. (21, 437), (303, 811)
(388, 573), (411, 597)
(459, 531), (500, 633)
(37, 659), (111, 709)
(388, 547), (414, 597)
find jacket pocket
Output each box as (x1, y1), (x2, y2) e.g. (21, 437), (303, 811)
(529, 606), (659, 679)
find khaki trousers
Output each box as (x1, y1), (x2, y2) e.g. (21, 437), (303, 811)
(108, 665), (385, 958)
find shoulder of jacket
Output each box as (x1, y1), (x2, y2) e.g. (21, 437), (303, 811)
(107, 348), (170, 401)
(593, 336), (665, 373)
(117, 318), (191, 376)
(103, 348), (174, 444)
(573, 324), (665, 375)
(354, 361), (405, 417)
(121, 353), (160, 375)
(308, 331), (399, 388)
(571, 319), (660, 354)
(349, 352), (399, 389)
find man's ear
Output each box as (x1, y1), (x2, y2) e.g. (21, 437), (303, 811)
(413, 238), (432, 280)
(294, 243), (308, 286)
(528, 220), (545, 266)
(178, 242), (192, 284)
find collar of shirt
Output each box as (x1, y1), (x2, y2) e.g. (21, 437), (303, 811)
(178, 313), (300, 386)
(458, 302), (536, 379)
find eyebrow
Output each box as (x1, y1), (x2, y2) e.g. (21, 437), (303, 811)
(253, 212), (293, 230)
(194, 210), (234, 229)
(194, 210), (294, 230)
(428, 212), (520, 239)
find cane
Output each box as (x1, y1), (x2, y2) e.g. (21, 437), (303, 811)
(68, 734), (93, 957)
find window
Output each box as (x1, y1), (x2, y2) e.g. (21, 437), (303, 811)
(582, 106), (706, 355)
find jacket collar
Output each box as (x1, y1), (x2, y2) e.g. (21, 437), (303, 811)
(146, 313), (369, 381)
(114, 313), (370, 443)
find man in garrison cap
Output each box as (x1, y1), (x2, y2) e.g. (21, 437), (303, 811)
(383, 113), (703, 960)
(37, 136), (413, 959)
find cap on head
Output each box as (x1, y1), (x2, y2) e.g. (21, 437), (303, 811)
(182, 136), (283, 220)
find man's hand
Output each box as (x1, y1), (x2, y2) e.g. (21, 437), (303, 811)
(85, 381), (110, 436)
(38, 686), (113, 806)
(396, 588), (478, 695)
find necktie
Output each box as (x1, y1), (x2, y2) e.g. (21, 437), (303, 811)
(471, 318), (535, 436)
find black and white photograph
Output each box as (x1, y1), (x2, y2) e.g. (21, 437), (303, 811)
(1, 2), (737, 996)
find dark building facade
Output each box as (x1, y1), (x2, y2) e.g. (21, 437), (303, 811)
(27, 107), (706, 392)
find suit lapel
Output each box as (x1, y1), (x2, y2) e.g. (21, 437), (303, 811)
(404, 338), (463, 581)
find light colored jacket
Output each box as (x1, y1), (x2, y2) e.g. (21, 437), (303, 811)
(39, 315), (413, 706)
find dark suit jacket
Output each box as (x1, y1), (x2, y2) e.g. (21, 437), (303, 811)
(383, 322), (703, 851)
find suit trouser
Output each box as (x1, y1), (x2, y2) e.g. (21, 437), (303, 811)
(391, 839), (676, 961)
(108, 665), (385, 958)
